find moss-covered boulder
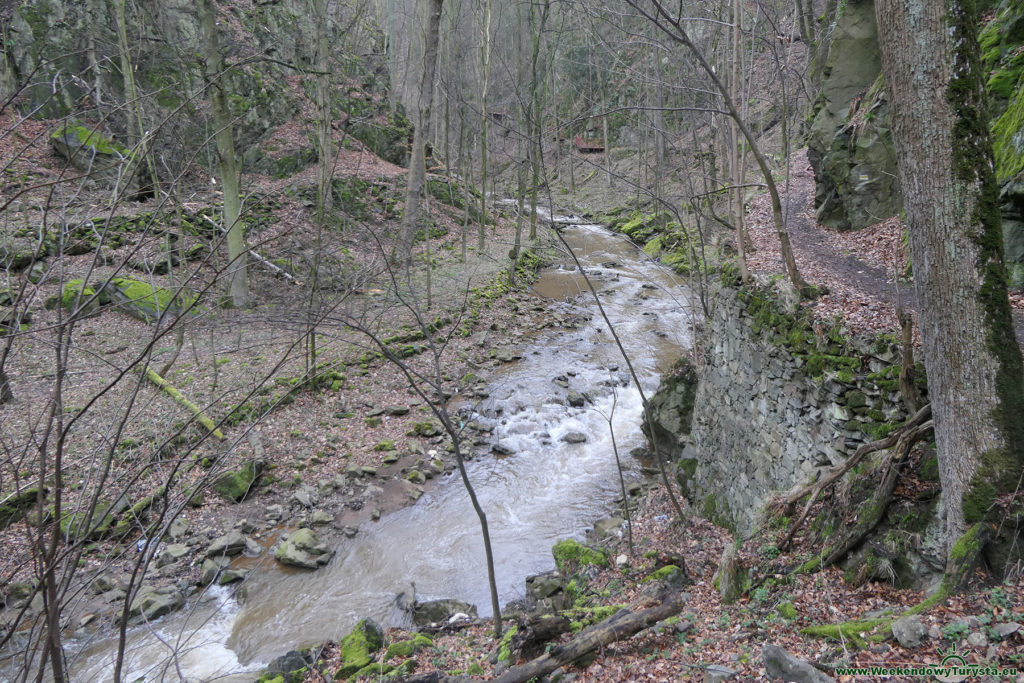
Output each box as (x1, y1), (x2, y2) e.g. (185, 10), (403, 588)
(128, 584), (185, 621)
(212, 460), (266, 502)
(51, 122), (132, 172)
(102, 277), (194, 323)
(0, 486), (46, 530)
(552, 539), (608, 575)
(59, 500), (116, 541)
(333, 618), (384, 679)
(642, 357), (698, 460)
(274, 527), (333, 569)
(383, 634), (433, 661)
(44, 279), (101, 315)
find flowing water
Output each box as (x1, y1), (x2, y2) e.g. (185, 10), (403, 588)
(63, 220), (694, 681)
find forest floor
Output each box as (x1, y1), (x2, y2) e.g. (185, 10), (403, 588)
(3, 112), (1024, 682)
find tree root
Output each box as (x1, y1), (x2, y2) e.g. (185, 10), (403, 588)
(801, 618), (890, 649)
(776, 405), (932, 551)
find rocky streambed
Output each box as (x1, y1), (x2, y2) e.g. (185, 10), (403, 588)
(50, 219), (695, 681)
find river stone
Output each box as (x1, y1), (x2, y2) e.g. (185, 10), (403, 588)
(166, 517), (188, 540)
(412, 599), (478, 626)
(274, 528), (332, 569)
(762, 644), (836, 683)
(200, 557), (230, 586)
(567, 390), (586, 407)
(218, 568), (249, 585)
(310, 509), (333, 525)
(291, 485), (320, 509)
(561, 432), (587, 444)
(206, 530), (248, 558)
(891, 615), (928, 648)
(589, 517), (625, 542)
(492, 440), (516, 455)
(266, 650), (312, 676)
(129, 585), (185, 621)
(406, 469), (427, 485)
(525, 570), (565, 612)
(89, 573), (122, 596)
(155, 543), (189, 568)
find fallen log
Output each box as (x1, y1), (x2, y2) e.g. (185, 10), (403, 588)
(138, 366), (225, 440)
(492, 590), (688, 683)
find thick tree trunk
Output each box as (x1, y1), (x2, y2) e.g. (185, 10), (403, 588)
(199, 0), (247, 307)
(876, 0), (1024, 570)
(400, 0), (444, 266)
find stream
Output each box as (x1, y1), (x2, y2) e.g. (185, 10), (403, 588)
(65, 218), (694, 681)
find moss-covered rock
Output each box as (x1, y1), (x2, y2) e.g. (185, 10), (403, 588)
(552, 539), (608, 574)
(0, 486), (46, 530)
(212, 460), (266, 502)
(333, 618), (384, 679)
(51, 122), (131, 172)
(59, 500), (116, 541)
(103, 277), (194, 323)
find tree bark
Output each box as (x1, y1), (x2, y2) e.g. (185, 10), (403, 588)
(400, 0), (445, 266)
(876, 0), (1024, 569)
(199, 0), (247, 307)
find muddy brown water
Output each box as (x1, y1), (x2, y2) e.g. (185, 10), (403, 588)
(62, 221), (696, 681)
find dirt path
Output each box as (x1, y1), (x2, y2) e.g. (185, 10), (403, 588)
(747, 151), (1024, 345)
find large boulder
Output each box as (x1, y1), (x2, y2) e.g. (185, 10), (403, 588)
(642, 357), (698, 459)
(412, 599), (477, 626)
(129, 584), (185, 621)
(212, 460), (266, 502)
(274, 528), (333, 569)
(334, 618), (385, 679)
(102, 277), (194, 323)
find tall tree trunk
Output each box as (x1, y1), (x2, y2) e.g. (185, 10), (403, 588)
(199, 0), (247, 307)
(114, 0), (159, 199)
(876, 0), (1024, 572)
(477, 0), (492, 253)
(400, 0), (444, 267)
(631, 0), (807, 292)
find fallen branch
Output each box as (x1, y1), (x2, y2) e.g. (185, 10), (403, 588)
(492, 590), (688, 683)
(138, 366), (225, 440)
(793, 418), (933, 563)
(774, 403), (932, 517)
(201, 214), (301, 284)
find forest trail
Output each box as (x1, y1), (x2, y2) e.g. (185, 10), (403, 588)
(748, 150), (1024, 346)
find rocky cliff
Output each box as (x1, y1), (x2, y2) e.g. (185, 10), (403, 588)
(807, 0), (1024, 287)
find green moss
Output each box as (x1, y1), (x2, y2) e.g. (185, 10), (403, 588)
(59, 501), (115, 541)
(60, 279), (97, 310)
(212, 461), (263, 502)
(552, 539), (608, 573)
(642, 565), (683, 583)
(496, 624), (518, 665)
(800, 618), (888, 649)
(566, 605), (624, 632)
(51, 122), (130, 157)
(776, 601), (798, 620)
(334, 619), (384, 679)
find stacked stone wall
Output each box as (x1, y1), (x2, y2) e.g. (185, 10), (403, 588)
(672, 285), (917, 534)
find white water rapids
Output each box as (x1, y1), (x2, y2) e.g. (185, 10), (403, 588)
(62, 220), (694, 681)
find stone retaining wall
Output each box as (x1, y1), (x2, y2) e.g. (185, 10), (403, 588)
(669, 284), (919, 535)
